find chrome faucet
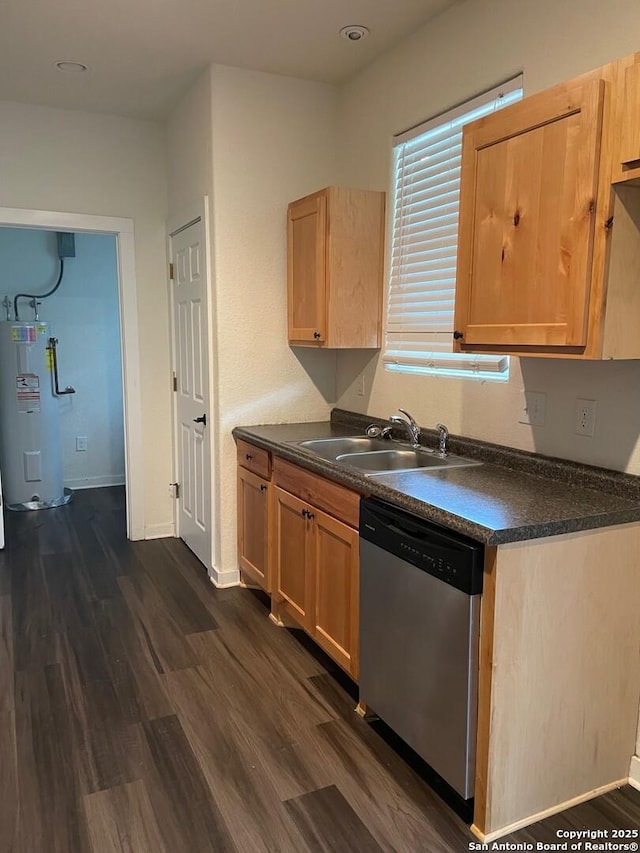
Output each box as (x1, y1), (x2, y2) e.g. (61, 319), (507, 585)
(389, 408), (421, 447)
(435, 423), (449, 457)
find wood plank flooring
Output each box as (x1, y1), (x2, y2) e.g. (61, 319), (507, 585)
(1, 486), (639, 852)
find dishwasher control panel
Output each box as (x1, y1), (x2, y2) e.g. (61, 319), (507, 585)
(360, 498), (483, 595)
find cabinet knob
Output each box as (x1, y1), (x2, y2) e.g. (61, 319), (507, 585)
(453, 330), (464, 340)
(245, 453), (253, 460)
(301, 508), (314, 519)
(313, 331), (321, 339)
(260, 484), (267, 493)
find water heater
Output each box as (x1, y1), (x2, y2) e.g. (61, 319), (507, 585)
(0, 321), (71, 509)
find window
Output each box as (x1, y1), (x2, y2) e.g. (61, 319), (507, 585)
(384, 77), (523, 380)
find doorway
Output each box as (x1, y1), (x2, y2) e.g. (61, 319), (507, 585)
(0, 207), (144, 540)
(0, 227), (125, 497)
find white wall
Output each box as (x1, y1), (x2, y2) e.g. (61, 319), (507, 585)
(335, 0), (640, 477)
(166, 66), (340, 579)
(0, 228), (124, 489)
(0, 101), (171, 534)
(209, 65), (340, 576)
(166, 70), (214, 218)
(166, 69), (221, 565)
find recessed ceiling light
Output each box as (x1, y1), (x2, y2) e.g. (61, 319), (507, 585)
(54, 60), (89, 73)
(340, 25), (369, 42)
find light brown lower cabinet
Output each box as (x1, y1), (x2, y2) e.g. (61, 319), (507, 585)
(235, 446), (360, 679)
(237, 465), (272, 592)
(271, 457), (360, 680)
(236, 440), (273, 592)
(271, 486), (312, 630)
(312, 508), (359, 678)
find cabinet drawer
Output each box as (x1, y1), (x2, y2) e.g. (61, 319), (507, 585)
(237, 440), (271, 479)
(273, 457), (360, 528)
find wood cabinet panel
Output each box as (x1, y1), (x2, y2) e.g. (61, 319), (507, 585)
(472, 523), (640, 840)
(237, 440), (271, 479)
(270, 459), (360, 679)
(287, 193), (327, 343)
(615, 64), (640, 181)
(273, 486), (313, 631)
(273, 457), (360, 528)
(287, 187), (385, 349)
(237, 467), (271, 592)
(312, 509), (359, 679)
(453, 52), (640, 359)
(455, 78), (604, 349)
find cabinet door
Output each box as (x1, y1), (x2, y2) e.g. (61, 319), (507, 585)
(287, 192), (327, 344)
(311, 508), (359, 679)
(455, 78), (605, 350)
(237, 467), (271, 592)
(273, 486), (313, 631)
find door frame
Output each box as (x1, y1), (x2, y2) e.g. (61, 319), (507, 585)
(0, 206), (144, 540)
(167, 196), (221, 578)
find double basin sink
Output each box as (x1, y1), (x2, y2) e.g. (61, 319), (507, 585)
(293, 436), (481, 477)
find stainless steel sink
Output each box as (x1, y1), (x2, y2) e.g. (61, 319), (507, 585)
(295, 436), (481, 475)
(297, 436), (390, 460)
(336, 448), (481, 475)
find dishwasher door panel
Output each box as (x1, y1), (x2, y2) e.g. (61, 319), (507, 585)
(359, 538), (480, 799)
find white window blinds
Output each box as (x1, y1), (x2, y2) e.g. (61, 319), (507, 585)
(384, 77), (523, 380)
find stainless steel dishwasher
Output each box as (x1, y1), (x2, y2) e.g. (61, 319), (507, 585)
(359, 497), (483, 802)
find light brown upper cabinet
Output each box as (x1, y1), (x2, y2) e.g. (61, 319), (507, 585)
(287, 186), (385, 348)
(454, 52), (640, 359)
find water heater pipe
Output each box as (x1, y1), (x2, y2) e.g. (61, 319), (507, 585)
(47, 337), (76, 396)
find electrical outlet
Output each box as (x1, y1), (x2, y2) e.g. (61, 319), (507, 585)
(357, 374), (365, 397)
(76, 436), (88, 452)
(519, 391), (546, 427)
(575, 399), (597, 437)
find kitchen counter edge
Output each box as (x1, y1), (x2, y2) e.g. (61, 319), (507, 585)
(232, 423), (640, 546)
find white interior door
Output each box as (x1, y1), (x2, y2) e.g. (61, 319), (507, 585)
(171, 218), (211, 568)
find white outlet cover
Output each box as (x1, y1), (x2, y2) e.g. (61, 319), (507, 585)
(575, 399), (597, 437)
(519, 391), (546, 427)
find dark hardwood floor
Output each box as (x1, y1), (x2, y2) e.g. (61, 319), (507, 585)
(1, 486), (639, 852)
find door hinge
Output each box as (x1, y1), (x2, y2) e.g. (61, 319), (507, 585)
(169, 262), (175, 280)
(170, 482), (180, 499)
(172, 371), (177, 392)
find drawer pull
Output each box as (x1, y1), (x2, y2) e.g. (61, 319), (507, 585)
(260, 484), (267, 493)
(301, 508), (315, 520)
(245, 453), (253, 461)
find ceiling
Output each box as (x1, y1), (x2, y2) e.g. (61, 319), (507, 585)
(0, 0), (458, 121)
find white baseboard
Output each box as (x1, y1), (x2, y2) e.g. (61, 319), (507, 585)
(144, 522), (175, 540)
(209, 566), (240, 588)
(471, 777), (628, 842)
(65, 475), (126, 490)
(629, 756), (640, 790)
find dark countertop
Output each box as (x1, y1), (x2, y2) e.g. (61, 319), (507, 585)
(233, 413), (640, 545)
